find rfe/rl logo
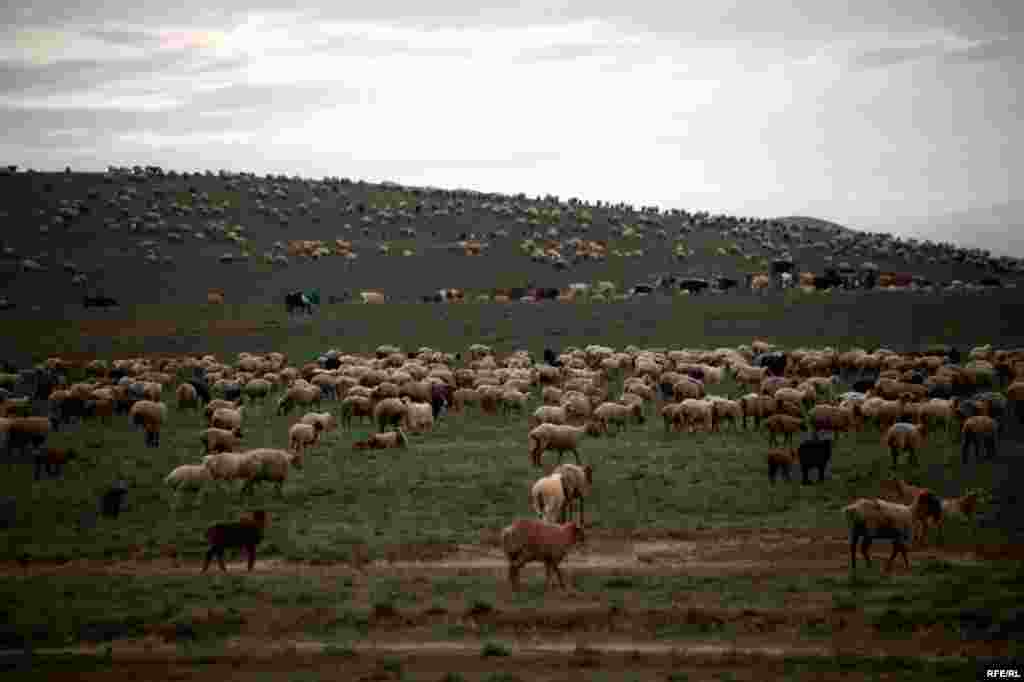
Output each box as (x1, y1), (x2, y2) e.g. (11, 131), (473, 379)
(987, 671), (1022, 678)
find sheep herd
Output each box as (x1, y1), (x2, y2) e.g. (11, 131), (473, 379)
(1, 339), (1020, 582)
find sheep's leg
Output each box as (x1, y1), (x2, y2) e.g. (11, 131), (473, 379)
(246, 544), (256, 571)
(202, 548), (216, 572)
(860, 537), (872, 567)
(572, 449), (581, 465)
(552, 562), (567, 590)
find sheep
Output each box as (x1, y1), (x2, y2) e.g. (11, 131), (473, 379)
(530, 474), (566, 523)
(300, 411), (337, 436)
(200, 427), (243, 455)
(844, 492), (943, 571)
(235, 448), (303, 497)
(961, 415), (998, 463)
(528, 423), (586, 468)
(288, 421), (322, 454)
(4, 416), (51, 457)
(276, 384), (320, 415)
(340, 395), (374, 429)
(797, 435), (833, 484)
(204, 399), (238, 419)
(129, 400), (167, 448)
(882, 478), (942, 544)
(762, 414), (805, 447)
(165, 464), (213, 502)
(176, 383), (199, 411)
(679, 398), (713, 433)
(202, 510), (269, 573)
(1007, 380), (1024, 424)
(661, 402), (684, 432)
(531, 404), (567, 428)
(932, 492), (980, 543)
(551, 462), (593, 524)
(808, 403), (858, 440)
(351, 429), (408, 450)
(33, 446), (78, 480)
(402, 400), (435, 433)
(883, 422), (927, 466)
(202, 452), (249, 492)
(711, 398), (743, 432)
(210, 406), (244, 433)
(374, 397), (408, 432)
(592, 401), (644, 435)
(501, 519), (584, 591)
(766, 448), (797, 484)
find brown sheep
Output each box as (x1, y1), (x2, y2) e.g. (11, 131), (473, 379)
(763, 414), (805, 448)
(961, 415), (997, 463)
(766, 448), (797, 484)
(883, 422), (927, 466)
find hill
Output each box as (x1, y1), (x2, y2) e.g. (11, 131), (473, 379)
(0, 167), (1019, 311)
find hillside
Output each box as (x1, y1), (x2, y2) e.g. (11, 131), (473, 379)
(0, 168), (1018, 309)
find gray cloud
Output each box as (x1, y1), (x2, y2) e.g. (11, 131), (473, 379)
(0, 54), (195, 95)
(943, 37), (1020, 63)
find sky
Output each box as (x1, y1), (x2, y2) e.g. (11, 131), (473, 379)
(2, 1), (1021, 256)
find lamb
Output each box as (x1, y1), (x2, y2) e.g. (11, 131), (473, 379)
(530, 473), (566, 524)
(235, 448), (303, 497)
(351, 429), (408, 450)
(374, 397), (408, 432)
(844, 492), (943, 571)
(165, 464), (213, 501)
(288, 421), (322, 454)
(797, 435), (833, 485)
(762, 414), (805, 447)
(961, 415), (998, 463)
(551, 462), (593, 524)
(883, 422), (927, 466)
(528, 423), (587, 468)
(340, 395), (374, 429)
(402, 400), (435, 433)
(531, 404), (567, 428)
(33, 446), (78, 480)
(592, 401), (644, 435)
(200, 427), (243, 455)
(766, 448), (797, 484)
(300, 412), (337, 436)
(129, 400), (167, 448)
(202, 510), (269, 573)
(501, 519), (584, 591)
(210, 406), (244, 433)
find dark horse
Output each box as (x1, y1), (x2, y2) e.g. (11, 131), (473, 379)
(285, 291), (313, 315)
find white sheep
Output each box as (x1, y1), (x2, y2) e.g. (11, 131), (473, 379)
(288, 421), (322, 454)
(164, 464), (213, 503)
(528, 423), (587, 468)
(530, 404), (567, 428)
(502, 518), (584, 591)
(235, 448), (304, 497)
(592, 401), (644, 435)
(844, 491), (943, 571)
(128, 400), (167, 448)
(551, 462), (593, 524)
(202, 452), (249, 492)
(402, 400), (435, 433)
(210, 406), (244, 432)
(530, 474), (566, 523)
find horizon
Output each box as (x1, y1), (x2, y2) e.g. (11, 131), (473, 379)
(3, 1), (1020, 256)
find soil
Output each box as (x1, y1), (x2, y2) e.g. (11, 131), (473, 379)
(7, 528), (1017, 680)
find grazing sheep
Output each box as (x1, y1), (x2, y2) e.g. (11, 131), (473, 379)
(340, 395), (374, 429)
(210, 406), (244, 432)
(287, 421), (322, 454)
(235, 448), (303, 497)
(300, 412), (337, 436)
(528, 423), (586, 468)
(766, 448), (797, 484)
(531, 404), (568, 428)
(200, 427), (243, 455)
(351, 429), (408, 450)
(501, 519), (584, 591)
(276, 384), (320, 415)
(797, 435), (833, 485)
(883, 422), (927, 466)
(373, 397), (408, 432)
(165, 464), (213, 502)
(129, 400), (167, 448)
(844, 492), (943, 571)
(592, 401), (644, 435)
(33, 446), (78, 480)
(551, 463), (593, 524)
(203, 510), (269, 573)
(961, 415), (998, 463)
(762, 414), (805, 447)
(530, 474), (566, 524)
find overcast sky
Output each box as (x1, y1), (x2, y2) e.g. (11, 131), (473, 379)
(2, 1), (1021, 255)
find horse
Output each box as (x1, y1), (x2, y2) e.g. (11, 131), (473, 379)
(285, 291), (313, 315)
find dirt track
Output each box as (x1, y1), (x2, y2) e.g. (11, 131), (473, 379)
(7, 528), (1017, 679)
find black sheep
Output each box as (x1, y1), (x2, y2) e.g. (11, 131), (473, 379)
(798, 435), (833, 485)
